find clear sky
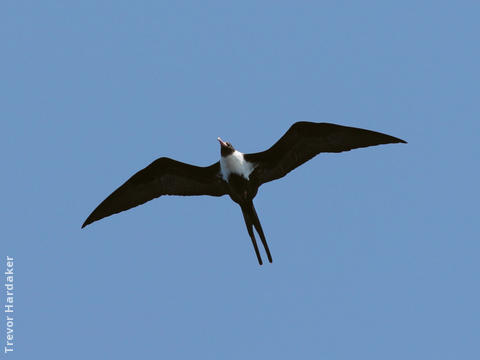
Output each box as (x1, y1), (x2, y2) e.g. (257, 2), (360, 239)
(2, 1), (479, 359)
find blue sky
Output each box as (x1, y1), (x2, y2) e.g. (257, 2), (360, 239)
(2, 1), (479, 359)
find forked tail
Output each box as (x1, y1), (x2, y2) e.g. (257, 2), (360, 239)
(240, 201), (273, 265)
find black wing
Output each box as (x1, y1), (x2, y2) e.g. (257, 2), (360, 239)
(245, 122), (406, 185)
(82, 158), (226, 228)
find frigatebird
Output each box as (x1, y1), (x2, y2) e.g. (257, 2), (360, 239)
(82, 122), (406, 265)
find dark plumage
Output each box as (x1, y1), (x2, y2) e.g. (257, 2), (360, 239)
(82, 122), (406, 264)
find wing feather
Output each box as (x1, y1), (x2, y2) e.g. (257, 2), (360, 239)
(245, 122), (406, 185)
(82, 158), (226, 228)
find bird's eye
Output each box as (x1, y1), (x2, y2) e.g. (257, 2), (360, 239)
(226, 142), (231, 147)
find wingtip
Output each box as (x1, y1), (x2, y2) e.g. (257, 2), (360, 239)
(81, 218), (91, 229)
(391, 136), (407, 144)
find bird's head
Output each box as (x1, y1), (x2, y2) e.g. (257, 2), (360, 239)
(217, 137), (235, 156)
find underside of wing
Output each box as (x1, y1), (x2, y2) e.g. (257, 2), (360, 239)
(245, 122), (406, 185)
(82, 158), (226, 228)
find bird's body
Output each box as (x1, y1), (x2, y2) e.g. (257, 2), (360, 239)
(82, 122), (406, 265)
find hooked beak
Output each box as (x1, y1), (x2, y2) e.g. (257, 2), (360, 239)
(217, 137), (227, 147)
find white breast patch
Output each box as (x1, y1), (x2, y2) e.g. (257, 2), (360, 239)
(220, 151), (255, 181)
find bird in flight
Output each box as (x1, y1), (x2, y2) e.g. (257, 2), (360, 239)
(82, 122), (406, 265)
